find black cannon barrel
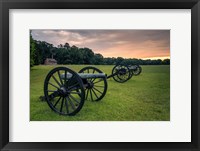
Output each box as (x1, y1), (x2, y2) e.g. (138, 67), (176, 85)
(61, 73), (107, 79)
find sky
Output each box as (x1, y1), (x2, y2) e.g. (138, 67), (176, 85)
(31, 30), (170, 60)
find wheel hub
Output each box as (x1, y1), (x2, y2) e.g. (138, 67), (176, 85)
(87, 81), (94, 89)
(119, 69), (126, 75)
(59, 87), (69, 97)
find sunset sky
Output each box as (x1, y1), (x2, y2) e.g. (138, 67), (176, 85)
(31, 30), (170, 60)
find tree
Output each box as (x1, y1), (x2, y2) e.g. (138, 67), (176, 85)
(116, 57), (124, 65)
(58, 44), (63, 48)
(30, 37), (170, 66)
(30, 33), (36, 67)
(162, 59), (170, 65)
(64, 42), (70, 49)
(70, 46), (83, 64)
(156, 59), (162, 65)
(35, 41), (54, 64)
(94, 53), (104, 65)
(80, 47), (95, 64)
(50, 47), (56, 59)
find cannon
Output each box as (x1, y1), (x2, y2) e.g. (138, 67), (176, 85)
(43, 65), (133, 116)
(128, 64), (142, 78)
(111, 64), (142, 82)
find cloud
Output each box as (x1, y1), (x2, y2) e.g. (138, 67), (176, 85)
(31, 29), (170, 59)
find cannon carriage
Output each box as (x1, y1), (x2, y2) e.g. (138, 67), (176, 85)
(44, 64), (142, 116)
(128, 64), (142, 78)
(111, 64), (142, 82)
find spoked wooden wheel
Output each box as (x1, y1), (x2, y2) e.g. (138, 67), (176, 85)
(112, 65), (131, 83)
(128, 65), (134, 78)
(132, 65), (142, 76)
(44, 67), (85, 116)
(79, 66), (107, 101)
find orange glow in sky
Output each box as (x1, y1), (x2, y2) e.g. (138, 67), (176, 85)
(32, 30), (170, 59)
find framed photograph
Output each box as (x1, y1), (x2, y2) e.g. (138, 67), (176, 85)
(1, 0), (200, 151)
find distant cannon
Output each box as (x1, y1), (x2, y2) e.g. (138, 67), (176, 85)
(128, 64), (142, 78)
(110, 64), (142, 82)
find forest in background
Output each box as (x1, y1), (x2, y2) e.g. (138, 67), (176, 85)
(30, 34), (170, 67)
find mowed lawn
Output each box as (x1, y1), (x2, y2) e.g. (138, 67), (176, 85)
(30, 65), (170, 121)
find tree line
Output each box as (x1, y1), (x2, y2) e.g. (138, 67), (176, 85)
(30, 34), (170, 67)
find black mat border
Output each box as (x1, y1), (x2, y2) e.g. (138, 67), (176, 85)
(0, 0), (199, 151)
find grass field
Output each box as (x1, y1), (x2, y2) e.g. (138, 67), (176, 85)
(30, 65), (170, 121)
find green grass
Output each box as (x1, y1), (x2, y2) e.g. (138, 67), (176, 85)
(30, 65), (170, 121)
